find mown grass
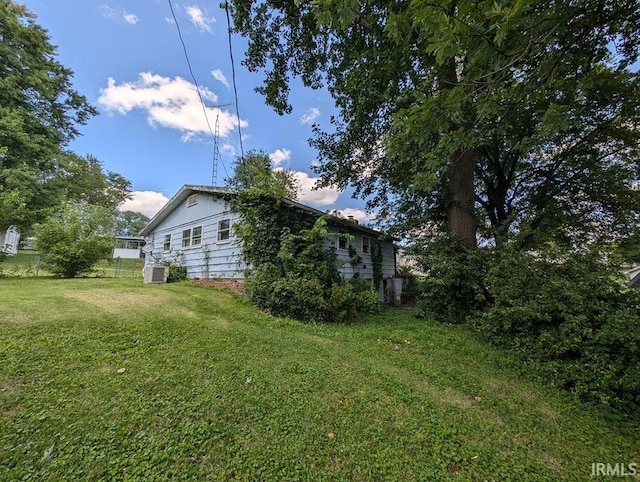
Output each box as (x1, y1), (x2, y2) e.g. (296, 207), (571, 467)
(1, 278), (638, 480)
(1, 250), (142, 278)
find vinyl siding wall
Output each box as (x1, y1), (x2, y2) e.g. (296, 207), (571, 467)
(144, 195), (245, 278)
(325, 226), (396, 280)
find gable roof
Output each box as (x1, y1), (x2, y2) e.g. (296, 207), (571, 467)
(139, 184), (388, 238)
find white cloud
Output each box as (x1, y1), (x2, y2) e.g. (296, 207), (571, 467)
(220, 142), (236, 156)
(211, 69), (230, 89)
(335, 208), (374, 222)
(186, 5), (215, 32)
(293, 171), (341, 206)
(98, 72), (248, 141)
(123, 13), (140, 25)
(300, 107), (321, 125)
(269, 148), (292, 168)
(100, 5), (139, 24)
(119, 191), (170, 218)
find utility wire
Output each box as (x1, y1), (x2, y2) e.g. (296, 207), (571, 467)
(167, 0), (229, 181)
(224, 1), (245, 161)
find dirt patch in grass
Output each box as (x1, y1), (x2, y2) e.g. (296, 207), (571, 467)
(1, 379), (19, 394)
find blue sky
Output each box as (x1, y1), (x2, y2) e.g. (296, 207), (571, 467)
(21, 0), (372, 220)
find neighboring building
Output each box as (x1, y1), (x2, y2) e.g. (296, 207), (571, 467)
(0, 226), (20, 255)
(140, 185), (396, 281)
(395, 247), (427, 276)
(112, 236), (146, 259)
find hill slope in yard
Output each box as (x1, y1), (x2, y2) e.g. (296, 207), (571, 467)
(0, 278), (637, 480)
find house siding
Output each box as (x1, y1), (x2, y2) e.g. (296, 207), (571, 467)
(144, 195), (245, 278)
(326, 227), (395, 280)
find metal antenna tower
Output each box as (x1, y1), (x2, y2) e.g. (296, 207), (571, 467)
(212, 111), (221, 186)
(210, 103), (232, 186)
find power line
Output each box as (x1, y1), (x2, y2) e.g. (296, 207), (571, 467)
(167, 0), (229, 183)
(224, 1), (245, 161)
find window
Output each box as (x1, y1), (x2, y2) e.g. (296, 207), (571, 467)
(337, 234), (348, 250)
(182, 229), (191, 247)
(362, 236), (371, 254)
(163, 234), (171, 251)
(182, 226), (203, 248)
(217, 219), (231, 242)
(116, 239), (143, 249)
(187, 194), (198, 207)
(192, 226), (202, 246)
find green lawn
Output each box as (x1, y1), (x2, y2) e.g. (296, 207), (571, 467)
(0, 278), (637, 480)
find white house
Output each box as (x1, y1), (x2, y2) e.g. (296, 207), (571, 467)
(1, 226), (20, 255)
(140, 185), (397, 282)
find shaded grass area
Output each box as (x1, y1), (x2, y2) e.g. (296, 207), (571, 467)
(0, 250), (142, 278)
(0, 278), (637, 480)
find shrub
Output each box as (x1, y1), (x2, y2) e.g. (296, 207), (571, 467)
(469, 246), (640, 416)
(395, 265), (423, 304)
(242, 217), (381, 323)
(34, 201), (116, 278)
(415, 244), (490, 323)
(167, 266), (187, 282)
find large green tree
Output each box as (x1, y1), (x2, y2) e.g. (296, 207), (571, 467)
(55, 152), (132, 211)
(229, 0), (640, 250)
(116, 210), (149, 237)
(0, 1), (97, 233)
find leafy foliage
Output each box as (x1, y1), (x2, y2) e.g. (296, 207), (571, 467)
(54, 153), (132, 211)
(229, 0), (640, 251)
(417, 244), (640, 417)
(0, 1), (98, 232)
(244, 216), (380, 323)
(34, 201), (116, 278)
(471, 246), (640, 415)
(226, 149), (298, 200)
(116, 211), (150, 237)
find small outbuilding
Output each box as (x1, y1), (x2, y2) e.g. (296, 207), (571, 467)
(1, 226), (20, 255)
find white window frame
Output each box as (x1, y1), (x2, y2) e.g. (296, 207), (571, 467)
(182, 225), (203, 248)
(217, 218), (231, 243)
(191, 226), (202, 246)
(163, 234), (171, 251)
(187, 194), (198, 207)
(362, 236), (371, 254)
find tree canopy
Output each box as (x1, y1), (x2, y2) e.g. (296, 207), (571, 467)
(229, 0), (640, 251)
(226, 149), (299, 200)
(0, 0), (98, 232)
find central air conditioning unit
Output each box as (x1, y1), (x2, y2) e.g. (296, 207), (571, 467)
(143, 266), (167, 284)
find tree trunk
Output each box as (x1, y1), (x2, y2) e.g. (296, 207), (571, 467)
(448, 147), (477, 250)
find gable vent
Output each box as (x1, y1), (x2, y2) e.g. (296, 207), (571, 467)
(187, 194), (199, 207)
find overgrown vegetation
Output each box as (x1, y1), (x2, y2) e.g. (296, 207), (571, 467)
(417, 244), (640, 418)
(241, 206), (379, 323)
(1, 278), (638, 480)
(229, 154), (380, 323)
